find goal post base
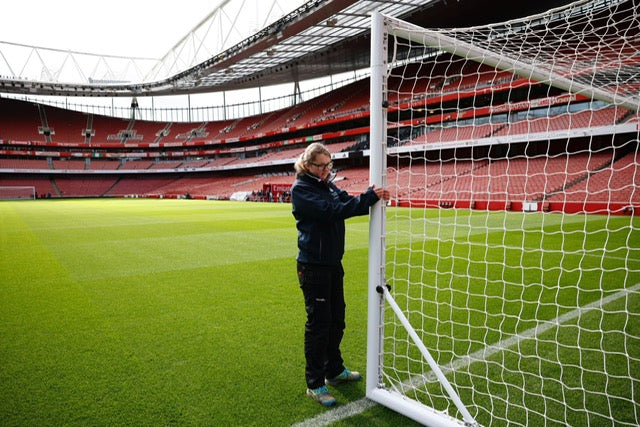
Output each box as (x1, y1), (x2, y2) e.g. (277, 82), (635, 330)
(367, 388), (473, 427)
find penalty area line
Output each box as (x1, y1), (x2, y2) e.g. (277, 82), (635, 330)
(292, 283), (640, 427)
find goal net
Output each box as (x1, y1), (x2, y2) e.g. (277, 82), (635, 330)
(0, 186), (36, 200)
(367, 1), (640, 426)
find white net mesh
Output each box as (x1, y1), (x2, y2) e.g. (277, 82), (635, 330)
(373, 1), (640, 425)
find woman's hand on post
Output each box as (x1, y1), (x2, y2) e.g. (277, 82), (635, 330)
(372, 186), (390, 201)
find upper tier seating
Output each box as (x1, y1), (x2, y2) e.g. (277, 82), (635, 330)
(42, 105), (89, 144)
(0, 98), (43, 141)
(90, 115), (132, 144)
(125, 120), (168, 143)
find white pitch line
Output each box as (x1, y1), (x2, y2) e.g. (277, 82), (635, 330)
(292, 283), (640, 427)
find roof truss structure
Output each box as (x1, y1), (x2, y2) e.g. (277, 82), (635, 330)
(0, 0), (576, 98)
(0, 0), (434, 97)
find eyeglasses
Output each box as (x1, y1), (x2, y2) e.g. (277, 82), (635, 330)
(309, 161), (333, 170)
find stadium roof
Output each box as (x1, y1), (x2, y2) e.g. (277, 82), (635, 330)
(0, 0), (575, 98)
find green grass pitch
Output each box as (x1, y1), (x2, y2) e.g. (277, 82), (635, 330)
(1, 199), (638, 426)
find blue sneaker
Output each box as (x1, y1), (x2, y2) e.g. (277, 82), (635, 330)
(306, 385), (336, 406)
(325, 368), (361, 386)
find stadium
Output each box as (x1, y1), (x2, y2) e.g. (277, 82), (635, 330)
(1, 0), (639, 425)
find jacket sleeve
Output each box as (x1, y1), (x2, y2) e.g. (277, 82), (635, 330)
(292, 182), (379, 222)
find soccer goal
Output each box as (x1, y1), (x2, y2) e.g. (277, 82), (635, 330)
(367, 1), (640, 426)
(0, 186), (36, 200)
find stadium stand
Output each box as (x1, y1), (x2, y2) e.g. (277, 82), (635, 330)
(0, 98), (43, 142)
(1, 47), (638, 214)
(119, 160), (154, 170)
(88, 160), (121, 170)
(127, 119), (169, 144)
(42, 104), (88, 144)
(548, 151), (640, 204)
(54, 176), (119, 198)
(0, 158), (50, 169)
(90, 115), (133, 144)
(53, 159), (86, 170)
(106, 176), (179, 197)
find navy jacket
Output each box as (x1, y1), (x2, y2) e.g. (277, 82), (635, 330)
(291, 173), (380, 266)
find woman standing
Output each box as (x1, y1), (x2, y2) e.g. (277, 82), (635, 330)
(291, 142), (389, 406)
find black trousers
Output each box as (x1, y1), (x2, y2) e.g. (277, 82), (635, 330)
(297, 261), (346, 389)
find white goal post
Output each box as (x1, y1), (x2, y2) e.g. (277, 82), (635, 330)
(0, 186), (36, 200)
(367, 1), (639, 426)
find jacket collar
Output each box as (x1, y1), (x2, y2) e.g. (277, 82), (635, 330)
(299, 172), (334, 192)
(303, 172), (323, 183)
(301, 169), (336, 184)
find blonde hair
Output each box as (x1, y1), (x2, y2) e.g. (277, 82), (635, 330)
(294, 142), (331, 175)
